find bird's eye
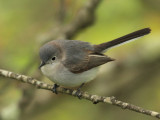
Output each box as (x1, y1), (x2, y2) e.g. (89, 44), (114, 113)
(51, 56), (56, 61)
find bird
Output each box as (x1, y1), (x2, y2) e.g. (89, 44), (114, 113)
(39, 28), (151, 96)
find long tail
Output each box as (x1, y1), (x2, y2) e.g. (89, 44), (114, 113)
(94, 28), (151, 53)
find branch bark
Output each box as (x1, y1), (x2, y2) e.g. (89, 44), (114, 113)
(0, 68), (160, 119)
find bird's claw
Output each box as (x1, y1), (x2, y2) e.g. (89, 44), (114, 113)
(52, 84), (59, 94)
(75, 83), (85, 99)
(75, 89), (82, 99)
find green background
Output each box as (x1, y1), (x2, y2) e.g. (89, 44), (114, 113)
(0, 0), (160, 120)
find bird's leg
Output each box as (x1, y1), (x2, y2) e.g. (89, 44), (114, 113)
(52, 84), (59, 94)
(75, 83), (85, 99)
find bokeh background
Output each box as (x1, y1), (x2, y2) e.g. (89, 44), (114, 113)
(0, 0), (160, 120)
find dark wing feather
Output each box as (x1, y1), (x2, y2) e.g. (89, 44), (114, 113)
(63, 53), (114, 73)
(87, 54), (115, 71)
(55, 40), (114, 74)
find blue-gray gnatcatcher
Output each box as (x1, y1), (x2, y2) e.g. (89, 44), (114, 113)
(39, 28), (151, 95)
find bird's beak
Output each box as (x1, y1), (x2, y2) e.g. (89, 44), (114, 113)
(39, 61), (45, 69)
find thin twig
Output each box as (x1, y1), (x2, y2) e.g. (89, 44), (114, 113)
(0, 68), (160, 119)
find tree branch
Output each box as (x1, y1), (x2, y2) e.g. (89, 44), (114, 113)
(59, 0), (102, 39)
(40, 0), (102, 41)
(0, 68), (160, 119)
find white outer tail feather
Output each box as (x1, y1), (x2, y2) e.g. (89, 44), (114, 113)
(104, 36), (142, 51)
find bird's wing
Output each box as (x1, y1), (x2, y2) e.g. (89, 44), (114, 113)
(62, 52), (114, 73)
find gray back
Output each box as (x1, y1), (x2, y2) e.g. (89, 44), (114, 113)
(53, 40), (94, 65)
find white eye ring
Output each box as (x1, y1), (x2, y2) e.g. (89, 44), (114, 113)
(51, 56), (56, 61)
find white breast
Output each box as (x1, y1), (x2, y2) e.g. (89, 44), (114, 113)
(41, 62), (98, 87)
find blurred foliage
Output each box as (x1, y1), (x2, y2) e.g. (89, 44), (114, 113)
(0, 0), (160, 120)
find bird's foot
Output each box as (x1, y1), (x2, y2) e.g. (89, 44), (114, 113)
(75, 89), (82, 99)
(52, 84), (59, 94)
(75, 83), (85, 99)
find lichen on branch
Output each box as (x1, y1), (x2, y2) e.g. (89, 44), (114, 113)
(0, 68), (160, 119)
